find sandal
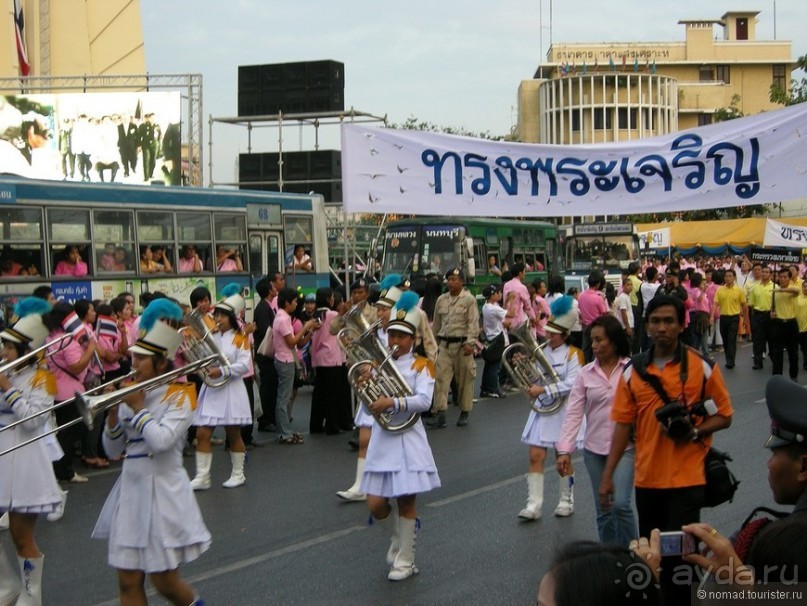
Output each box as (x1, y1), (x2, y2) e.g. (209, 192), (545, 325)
(279, 434), (304, 445)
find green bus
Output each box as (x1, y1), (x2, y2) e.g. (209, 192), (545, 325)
(379, 217), (562, 295)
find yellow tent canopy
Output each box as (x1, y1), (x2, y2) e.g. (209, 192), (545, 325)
(637, 217), (807, 250)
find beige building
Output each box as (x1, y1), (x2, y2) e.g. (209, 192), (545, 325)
(517, 11), (794, 144)
(2, 0), (145, 79)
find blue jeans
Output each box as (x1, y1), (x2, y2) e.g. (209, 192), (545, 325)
(274, 360), (296, 439)
(481, 358), (501, 394)
(583, 448), (638, 547)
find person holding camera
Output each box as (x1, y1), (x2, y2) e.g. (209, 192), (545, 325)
(598, 294), (733, 604)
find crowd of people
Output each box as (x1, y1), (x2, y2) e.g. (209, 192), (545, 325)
(1, 252), (807, 603)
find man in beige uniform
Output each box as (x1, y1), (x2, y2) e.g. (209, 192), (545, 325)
(426, 268), (479, 428)
(330, 278), (378, 336)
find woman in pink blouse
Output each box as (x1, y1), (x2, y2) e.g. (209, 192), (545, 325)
(47, 303), (97, 483)
(309, 287), (351, 434)
(53, 245), (89, 277)
(556, 314), (637, 546)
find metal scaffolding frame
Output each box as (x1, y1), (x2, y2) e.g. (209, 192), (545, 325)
(0, 73), (204, 186)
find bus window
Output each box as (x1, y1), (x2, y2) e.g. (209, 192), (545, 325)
(137, 211), (174, 241)
(421, 225), (463, 275)
(0, 208), (43, 277)
(177, 212), (212, 271)
(283, 216), (313, 270)
(383, 227), (419, 275)
(214, 213), (247, 272)
(48, 208), (90, 275)
(97, 243), (135, 272)
(93, 209), (135, 275)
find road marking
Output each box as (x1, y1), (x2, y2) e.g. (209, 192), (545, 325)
(89, 524), (367, 606)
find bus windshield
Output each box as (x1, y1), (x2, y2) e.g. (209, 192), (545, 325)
(568, 234), (638, 271)
(421, 225), (464, 275)
(383, 227), (420, 275)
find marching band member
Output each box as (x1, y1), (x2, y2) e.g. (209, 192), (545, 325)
(189, 284), (252, 489)
(518, 296), (584, 521)
(336, 274), (403, 501)
(362, 291), (440, 581)
(93, 299), (209, 606)
(0, 298), (63, 606)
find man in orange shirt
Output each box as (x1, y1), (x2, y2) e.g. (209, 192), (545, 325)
(599, 294), (733, 603)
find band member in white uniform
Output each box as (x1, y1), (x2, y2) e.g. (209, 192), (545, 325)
(518, 296), (584, 521)
(190, 284), (252, 490)
(361, 291), (441, 581)
(0, 298), (63, 606)
(93, 299), (209, 606)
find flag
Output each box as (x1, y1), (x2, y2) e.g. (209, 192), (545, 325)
(594, 57), (598, 70)
(13, 0), (30, 76)
(622, 55), (627, 71)
(633, 58), (639, 72)
(608, 56), (615, 71)
(571, 60), (576, 75)
(582, 61), (587, 75)
(134, 98), (142, 120)
(651, 60), (657, 74)
(61, 311), (86, 342)
(645, 59), (650, 73)
(97, 315), (118, 339)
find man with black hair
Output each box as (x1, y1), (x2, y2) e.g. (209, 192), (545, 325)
(254, 278), (278, 433)
(599, 294), (733, 603)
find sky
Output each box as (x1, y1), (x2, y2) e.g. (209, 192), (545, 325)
(140, 0), (807, 185)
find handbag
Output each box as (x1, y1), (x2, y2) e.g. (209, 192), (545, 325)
(256, 327), (275, 358)
(482, 332), (505, 363)
(703, 447), (741, 507)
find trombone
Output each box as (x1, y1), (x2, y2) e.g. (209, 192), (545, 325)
(0, 332), (73, 377)
(0, 354), (218, 458)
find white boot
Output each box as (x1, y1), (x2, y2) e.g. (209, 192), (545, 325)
(16, 555), (43, 606)
(336, 457), (367, 502)
(0, 512), (8, 530)
(554, 474), (575, 517)
(388, 517), (418, 581)
(46, 490), (68, 522)
(222, 452), (246, 488)
(190, 451), (212, 491)
(375, 509), (400, 565)
(518, 473), (544, 520)
(0, 546), (20, 606)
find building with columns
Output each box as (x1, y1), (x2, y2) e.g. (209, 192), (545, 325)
(517, 11), (794, 145)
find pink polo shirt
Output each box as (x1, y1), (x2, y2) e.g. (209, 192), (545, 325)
(502, 278), (535, 327)
(272, 308), (296, 363)
(578, 288), (608, 326)
(310, 310), (345, 367)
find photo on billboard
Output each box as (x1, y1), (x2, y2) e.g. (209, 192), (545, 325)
(0, 91), (182, 186)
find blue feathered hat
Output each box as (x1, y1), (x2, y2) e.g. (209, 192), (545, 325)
(0, 297), (51, 348)
(388, 291), (421, 336)
(545, 295), (578, 335)
(215, 283), (245, 316)
(377, 273), (404, 308)
(130, 299), (184, 358)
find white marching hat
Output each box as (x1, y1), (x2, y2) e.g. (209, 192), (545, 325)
(387, 291), (421, 336)
(0, 298), (51, 349)
(129, 299), (184, 358)
(215, 283), (246, 316)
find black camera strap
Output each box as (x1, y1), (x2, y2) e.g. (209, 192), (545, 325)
(629, 342), (706, 407)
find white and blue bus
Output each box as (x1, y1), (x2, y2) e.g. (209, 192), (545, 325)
(0, 177), (329, 315)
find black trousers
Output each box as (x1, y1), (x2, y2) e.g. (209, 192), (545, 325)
(53, 400), (83, 481)
(256, 355), (278, 428)
(240, 376), (256, 444)
(751, 309), (772, 365)
(310, 366), (352, 433)
(771, 318), (799, 380)
(719, 314), (739, 365)
(635, 485), (705, 605)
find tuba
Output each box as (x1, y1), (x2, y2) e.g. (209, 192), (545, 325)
(338, 303), (419, 432)
(501, 320), (568, 415)
(178, 309), (232, 387)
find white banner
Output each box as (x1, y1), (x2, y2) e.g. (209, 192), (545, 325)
(638, 228), (671, 250)
(763, 218), (807, 249)
(342, 103), (807, 217)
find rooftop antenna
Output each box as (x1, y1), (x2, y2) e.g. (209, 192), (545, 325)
(773, 0), (777, 40)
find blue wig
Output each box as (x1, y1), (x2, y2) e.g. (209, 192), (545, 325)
(140, 299), (183, 333)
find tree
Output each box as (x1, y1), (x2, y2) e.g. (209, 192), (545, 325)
(714, 94), (744, 122)
(769, 54), (807, 106)
(387, 116), (505, 141)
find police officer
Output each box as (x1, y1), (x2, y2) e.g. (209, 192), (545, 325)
(426, 268), (479, 428)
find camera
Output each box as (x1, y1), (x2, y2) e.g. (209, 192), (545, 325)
(655, 398), (717, 440)
(659, 531), (696, 557)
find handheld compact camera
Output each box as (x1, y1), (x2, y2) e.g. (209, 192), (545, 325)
(659, 531), (696, 557)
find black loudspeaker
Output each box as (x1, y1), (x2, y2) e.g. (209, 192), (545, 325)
(237, 60), (345, 116)
(308, 150), (341, 179)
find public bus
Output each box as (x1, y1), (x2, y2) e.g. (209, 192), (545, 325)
(562, 222), (641, 289)
(0, 177), (329, 316)
(379, 217), (562, 296)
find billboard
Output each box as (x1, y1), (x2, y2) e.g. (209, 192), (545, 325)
(0, 91), (181, 186)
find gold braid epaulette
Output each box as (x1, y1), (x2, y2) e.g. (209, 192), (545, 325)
(31, 368), (57, 396)
(164, 382), (198, 410)
(233, 333), (250, 350)
(568, 346), (585, 367)
(411, 355), (435, 379)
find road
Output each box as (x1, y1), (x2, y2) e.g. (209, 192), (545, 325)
(4, 341), (784, 605)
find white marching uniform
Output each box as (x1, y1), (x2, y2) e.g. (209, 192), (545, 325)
(0, 366), (62, 515)
(93, 382), (211, 573)
(360, 351), (441, 497)
(521, 343), (585, 449)
(193, 329), (252, 427)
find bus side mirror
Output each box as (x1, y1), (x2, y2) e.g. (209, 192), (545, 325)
(369, 238), (379, 258)
(464, 236), (475, 281)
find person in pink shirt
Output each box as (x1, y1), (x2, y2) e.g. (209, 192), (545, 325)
(556, 314), (637, 546)
(688, 273), (712, 359)
(502, 263), (536, 330)
(577, 271), (609, 362)
(53, 245), (88, 277)
(531, 278), (551, 342)
(215, 245), (243, 272)
(273, 288), (318, 444)
(178, 244), (203, 273)
(704, 268), (723, 352)
(309, 287), (351, 434)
